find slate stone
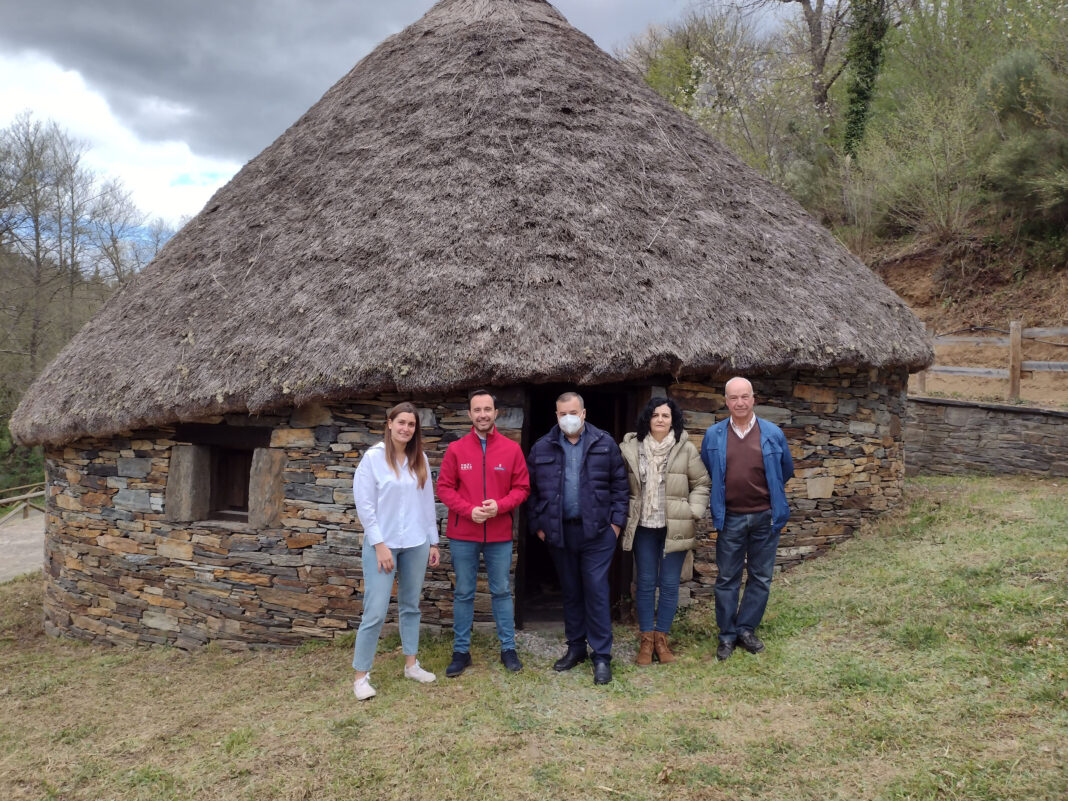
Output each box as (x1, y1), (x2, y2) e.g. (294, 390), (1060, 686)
(285, 484), (336, 504)
(117, 458), (153, 478)
(114, 489), (154, 512)
(315, 425), (341, 444)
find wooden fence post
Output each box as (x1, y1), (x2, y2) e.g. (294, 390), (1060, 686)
(1008, 320), (1022, 401)
(917, 323), (929, 394)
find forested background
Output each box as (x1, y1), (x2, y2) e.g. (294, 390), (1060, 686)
(2, 0), (1066, 489)
(1, 113), (176, 490)
(621, 0), (1066, 257)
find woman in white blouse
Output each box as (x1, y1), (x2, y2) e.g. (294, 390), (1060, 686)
(351, 401), (441, 700)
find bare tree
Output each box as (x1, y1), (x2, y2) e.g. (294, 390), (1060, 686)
(1, 113), (67, 374)
(51, 130), (96, 339)
(619, 8), (817, 183)
(0, 112), (162, 423)
(135, 216), (177, 270)
(723, 0), (852, 116)
(91, 180), (146, 286)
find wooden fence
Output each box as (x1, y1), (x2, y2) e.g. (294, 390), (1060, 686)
(916, 322), (1068, 401)
(0, 481), (46, 529)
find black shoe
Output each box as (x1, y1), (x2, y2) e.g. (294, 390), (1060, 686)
(500, 649), (523, 672)
(552, 647), (588, 672)
(716, 640), (736, 661)
(738, 631), (765, 654)
(445, 651), (471, 678)
(593, 660), (612, 685)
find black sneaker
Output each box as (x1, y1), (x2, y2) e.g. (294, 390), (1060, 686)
(500, 649), (523, 672)
(716, 640), (736, 661)
(445, 651), (471, 678)
(738, 630), (765, 654)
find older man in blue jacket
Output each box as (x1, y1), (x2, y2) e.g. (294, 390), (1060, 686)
(700, 377), (794, 662)
(527, 391), (629, 685)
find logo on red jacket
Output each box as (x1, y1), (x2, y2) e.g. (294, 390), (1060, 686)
(460, 463), (473, 471)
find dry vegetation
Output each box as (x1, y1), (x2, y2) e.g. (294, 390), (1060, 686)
(1, 477), (1065, 801)
(876, 244), (1068, 408)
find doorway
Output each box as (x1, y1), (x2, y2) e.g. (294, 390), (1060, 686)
(515, 382), (650, 628)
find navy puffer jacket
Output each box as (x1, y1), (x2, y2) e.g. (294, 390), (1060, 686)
(526, 422), (629, 548)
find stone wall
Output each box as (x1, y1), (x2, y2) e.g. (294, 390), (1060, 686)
(670, 367), (909, 604)
(42, 368), (911, 649)
(905, 397), (1068, 477)
(42, 395), (523, 649)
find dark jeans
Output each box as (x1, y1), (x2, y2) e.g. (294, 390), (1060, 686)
(632, 525), (687, 633)
(714, 509), (777, 644)
(548, 519), (616, 662)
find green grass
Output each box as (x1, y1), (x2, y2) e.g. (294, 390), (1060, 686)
(0, 476), (1065, 800)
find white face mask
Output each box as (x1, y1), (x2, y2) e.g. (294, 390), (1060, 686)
(558, 413), (583, 436)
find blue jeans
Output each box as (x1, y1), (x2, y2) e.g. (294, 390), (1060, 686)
(548, 520), (616, 662)
(632, 526), (687, 633)
(450, 538), (516, 653)
(714, 510), (778, 644)
(352, 539), (430, 672)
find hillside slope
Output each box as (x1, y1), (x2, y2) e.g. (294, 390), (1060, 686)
(873, 241), (1068, 408)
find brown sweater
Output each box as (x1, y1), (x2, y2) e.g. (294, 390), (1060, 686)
(725, 421), (771, 513)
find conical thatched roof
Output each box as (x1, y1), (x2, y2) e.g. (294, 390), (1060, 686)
(11, 0), (932, 447)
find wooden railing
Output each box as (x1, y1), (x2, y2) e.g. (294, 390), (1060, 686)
(916, 322), (1068, 401)
(0, 481), (46, 529)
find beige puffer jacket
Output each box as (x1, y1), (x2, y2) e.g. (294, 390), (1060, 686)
(620, 430), (711, 553)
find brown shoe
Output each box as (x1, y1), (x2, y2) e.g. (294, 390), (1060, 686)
(636, 631), (654, 666)
(653, 631), (676, 664)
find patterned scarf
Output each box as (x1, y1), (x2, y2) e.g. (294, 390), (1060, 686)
(641, 430), (675, 517)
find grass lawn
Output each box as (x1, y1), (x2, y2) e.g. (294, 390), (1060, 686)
(1, 476), (1065, 800)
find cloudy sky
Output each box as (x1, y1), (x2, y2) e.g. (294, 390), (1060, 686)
(0, 0), (693, 224)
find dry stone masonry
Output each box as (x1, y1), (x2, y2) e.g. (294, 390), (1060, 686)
(43, 395), (520, 650)
(42, 368), (909, 649)
(672, 367), (908, 604)
(906, 397), (1068, 477)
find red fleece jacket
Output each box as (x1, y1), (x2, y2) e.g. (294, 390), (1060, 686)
(437, 427), (530, 542)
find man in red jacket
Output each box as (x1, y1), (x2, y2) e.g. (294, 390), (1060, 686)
(437, 389), (531, 676)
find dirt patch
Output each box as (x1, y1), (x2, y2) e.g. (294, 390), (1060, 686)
(873, 237), (1068, 331)
(874, 244), (1068, 408)
(0, 572), (43, 643)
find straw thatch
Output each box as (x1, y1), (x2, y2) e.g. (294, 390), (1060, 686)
(11, 0), (932, 447)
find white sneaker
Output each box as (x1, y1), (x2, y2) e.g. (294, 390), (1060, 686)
(353, 674), (376, 700)
(403, 660), (436, 683)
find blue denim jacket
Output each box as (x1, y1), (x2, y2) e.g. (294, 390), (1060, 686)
(699, 417), (795, 534)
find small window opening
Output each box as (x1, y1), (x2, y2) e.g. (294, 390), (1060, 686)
(171, 423), (272, 524)
(210, 448), (255, 521)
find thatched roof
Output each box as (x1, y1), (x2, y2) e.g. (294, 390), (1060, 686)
(11, 0), (932, 447)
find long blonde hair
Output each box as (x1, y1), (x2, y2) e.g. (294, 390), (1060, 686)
(383, 402), (428, 489)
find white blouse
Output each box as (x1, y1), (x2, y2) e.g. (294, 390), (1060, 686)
(352, 442), (439, 549)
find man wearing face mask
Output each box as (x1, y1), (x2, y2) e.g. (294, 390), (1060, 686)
(526, 391), (629, 685)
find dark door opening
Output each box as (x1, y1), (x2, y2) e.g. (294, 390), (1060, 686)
(516, 383), (646, 628)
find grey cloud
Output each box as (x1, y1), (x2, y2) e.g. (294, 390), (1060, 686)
(3, 0), (684, 161)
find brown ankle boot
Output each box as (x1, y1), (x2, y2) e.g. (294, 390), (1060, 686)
(636, 631), (655, 666)
(653, 631), (675, 664)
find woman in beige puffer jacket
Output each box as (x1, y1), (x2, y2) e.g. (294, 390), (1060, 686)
(620, 397), (710, 665)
